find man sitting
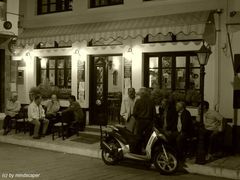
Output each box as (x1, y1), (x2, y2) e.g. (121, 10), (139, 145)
(28, 94), (49, 139)
(45, 94), (60, 134)
(2, 93), (21, 135)
(58, 95), (84, 136)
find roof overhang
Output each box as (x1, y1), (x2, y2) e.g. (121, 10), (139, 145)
(17, 10), (216, 46)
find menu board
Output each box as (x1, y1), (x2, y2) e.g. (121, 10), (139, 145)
(124, 59), (132, 78)
(77, 61), (85, 100)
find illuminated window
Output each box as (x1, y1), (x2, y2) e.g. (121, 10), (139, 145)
(37, 56), (71, 89)
(144, 52), (200, 91)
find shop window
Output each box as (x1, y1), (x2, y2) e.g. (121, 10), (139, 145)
(37, 56), (71, 89)
(37, 0), (73, 15)
(90, 0), (123, 8)
(144, 52), (200, 91)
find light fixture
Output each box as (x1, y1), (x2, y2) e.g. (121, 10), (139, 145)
(197, 42), (212, 66)
(40, 58), (48, 68)
(125, 47), (133, 61)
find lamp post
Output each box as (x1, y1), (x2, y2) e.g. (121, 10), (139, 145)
(195, 42), (212, 164)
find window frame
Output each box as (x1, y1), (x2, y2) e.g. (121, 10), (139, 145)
(89, 0), (124, 8)
(36, 56), (71, 89)
(144, 52), (200, 91)
(37, 0), (72, 15)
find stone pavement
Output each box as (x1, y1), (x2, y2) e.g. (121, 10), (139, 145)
(0, 127), (239, 180)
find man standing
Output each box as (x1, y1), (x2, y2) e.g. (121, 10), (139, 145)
(132, 87), (155, 152)
(2, 93), (21, 135)
(199, 101), (224, 159)
(28, 94), (49, 139)
(120, 88), (137, 132)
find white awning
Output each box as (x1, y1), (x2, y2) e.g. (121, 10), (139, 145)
(18, 10), (215, 46)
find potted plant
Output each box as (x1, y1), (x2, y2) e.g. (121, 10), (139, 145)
(186, 89), (201, 107)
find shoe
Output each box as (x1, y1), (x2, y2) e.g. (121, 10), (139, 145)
(33, 136), (41, 139)
(3, 130), (10, 136)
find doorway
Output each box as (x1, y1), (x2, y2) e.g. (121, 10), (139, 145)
(0, 49), (5, 112)
(89, 55), (123, 125)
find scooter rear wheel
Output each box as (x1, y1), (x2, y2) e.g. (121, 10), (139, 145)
(153, 147), (178, 175)
(102, 141), (121, 165)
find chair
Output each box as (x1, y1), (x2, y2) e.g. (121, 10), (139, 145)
(52, 118), (68, 140)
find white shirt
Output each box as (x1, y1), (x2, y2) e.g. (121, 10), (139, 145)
(177, 111), (183, 132)
(28, 101), (45, 122)
(120, 96), (138, 121)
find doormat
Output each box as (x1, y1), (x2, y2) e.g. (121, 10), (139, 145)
(70, 133), (100, 144)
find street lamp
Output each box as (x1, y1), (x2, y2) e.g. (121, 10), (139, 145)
(195, 42), (212, 164)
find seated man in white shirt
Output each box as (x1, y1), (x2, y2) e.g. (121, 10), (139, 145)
(2, 92), (21, 135)
(28, 94), (49, 139)
(198, 101), (224, 159)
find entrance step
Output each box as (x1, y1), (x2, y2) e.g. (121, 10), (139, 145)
(85, 125), (107, 133)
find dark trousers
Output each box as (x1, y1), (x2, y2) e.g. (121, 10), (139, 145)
(204, 129), (223, 155)
(168, 131), (188, 160)
(133, 120), (152, 153)
(3, 115), (17, 131)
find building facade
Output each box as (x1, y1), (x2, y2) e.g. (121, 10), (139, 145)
(0, 0), (19, 112)
(11, 0), (240, 126)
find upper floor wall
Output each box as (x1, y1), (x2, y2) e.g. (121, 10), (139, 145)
(21, 0), (227, 28)
(0, 0), (19, 36)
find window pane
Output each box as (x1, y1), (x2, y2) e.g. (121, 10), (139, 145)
(190, 68), (200, 89)
(176, 69), (186, 89)
(176, 56), (186, 67)
(57, 59), (64, 68)
(49, 70), (55, 85)
(57, 70), (64, 86)
(149, 57), (158, 68)
(42, 0), (48, 4)
(66, 59), (71, 68)
(49, 60), (55, 68)
(190, 56), (200, 67)
(50, 4), (56, 12)
(41, 70), (47, 83)
(162, 69), (171, 89)
(149, 69), (159, 88)
(162, 56), (172, 68)
(42, 5), (48, 13)
(66, 69), (71, 87)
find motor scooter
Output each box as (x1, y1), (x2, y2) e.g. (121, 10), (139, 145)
(100, 124), (178, 175)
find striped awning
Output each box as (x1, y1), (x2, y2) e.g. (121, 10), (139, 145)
(18, 10), (215, 46)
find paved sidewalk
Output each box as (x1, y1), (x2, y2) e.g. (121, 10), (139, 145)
(0, 128), (239, 180)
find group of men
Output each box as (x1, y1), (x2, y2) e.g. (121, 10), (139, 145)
(2, 93), (84, 139)
(120, 87), (224, 161)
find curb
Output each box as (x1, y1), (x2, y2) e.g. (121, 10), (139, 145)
(0, 136), (102, 159)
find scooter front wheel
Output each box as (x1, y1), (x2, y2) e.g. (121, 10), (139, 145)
(101, 141), (121, 165)
(154, 146), (178, 175)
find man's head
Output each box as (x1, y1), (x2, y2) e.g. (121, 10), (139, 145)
(161, 98), (168, 108)
(137, 87), (149, 98)
(198, 101), (209, 113)
(34, 94), (42, 105)
(68, 95), (76, 103)
(51, 94), (58, 101)
(128, 88), (135, 99)
(11, 92), (18, 102)
(176, 101), (186, 112)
